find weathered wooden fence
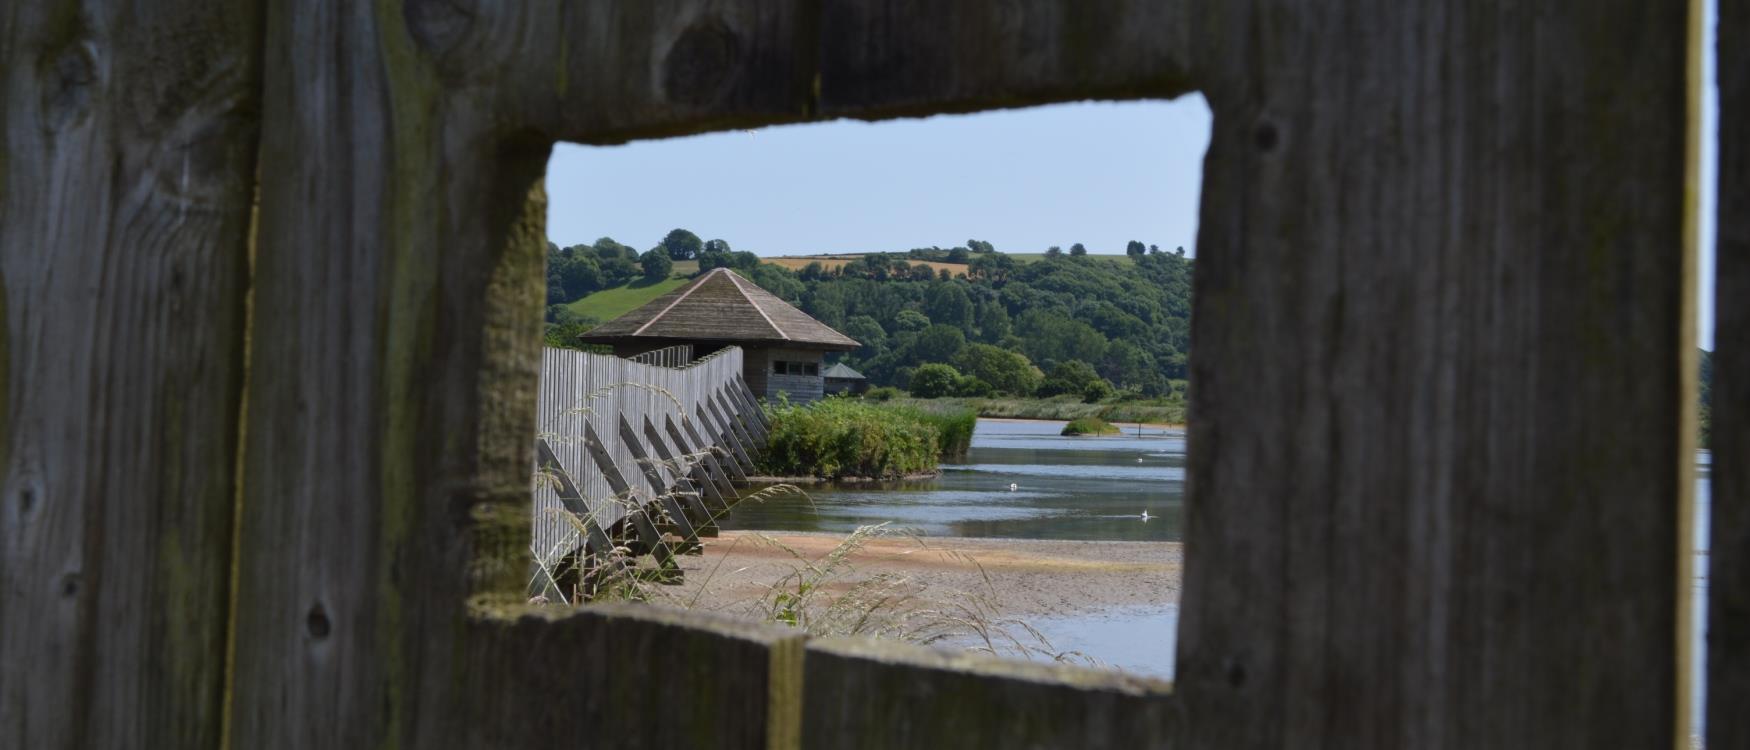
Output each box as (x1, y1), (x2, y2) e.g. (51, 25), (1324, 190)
(2, 0), (1738, 748)
(531, 345), (768, 580)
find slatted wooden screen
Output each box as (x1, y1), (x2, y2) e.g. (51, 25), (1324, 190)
(1, 1), (1726, 748)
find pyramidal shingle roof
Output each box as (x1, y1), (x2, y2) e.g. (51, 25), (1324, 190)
(577, 268), (860, 350)
(822, 362), (866, 379)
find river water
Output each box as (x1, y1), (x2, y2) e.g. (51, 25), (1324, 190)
(722, 418), (1713, 733)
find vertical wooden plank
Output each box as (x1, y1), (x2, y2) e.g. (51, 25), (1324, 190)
(0, 2), (260, 746)
(230, 1), (549, 744)
(1178, 2), (1691, 747)
(1709, 0), (1748, 745)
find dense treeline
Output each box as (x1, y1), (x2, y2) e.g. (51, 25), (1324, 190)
(546, 230), (1196, 399)
(779, 243), (1192, 398)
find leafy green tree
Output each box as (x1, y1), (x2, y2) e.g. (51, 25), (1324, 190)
(966, 252), (1015, 283)
(912, 325), (966, 364)
(893, 309), (931, 333)
(638, 249), (673, 281)
(750, 263), (804, 303)
(908, 363), (963, 398)
(1126, 240), (1146, 257)
(592, 237), (631, 259)
(703, 238), (732, 255)
(1046, 246), (1063, 257)
(1038, 360), (1106, 397)
(974, 298), (1011, 342)
(1081, 379), (1115, 403)
(842, 315), (887, 350)
(1016, 310), (1107, 368)
(947, 246), (971, 263)
(924, 282), (974, 328)
(953, 343), (1042, 396)
(1070, 243), (1087, 256)
(661, 228), (703, 260)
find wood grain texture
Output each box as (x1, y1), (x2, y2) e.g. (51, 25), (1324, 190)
(463, 604), (805, 750)
(1709, 0), (1746, 745)
(492, 0), (1194, 144)
(1176, 2), (1692, 747)
(229, 0), (550, 744)
(804, 637), (1178, 749)
(0, 2), (260, 747)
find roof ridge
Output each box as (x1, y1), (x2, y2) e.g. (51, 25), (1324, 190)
(722, 269), (789, 340)
(630, 270), (716, 336)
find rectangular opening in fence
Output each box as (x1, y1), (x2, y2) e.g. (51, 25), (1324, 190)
(530, 98), (1213, 681)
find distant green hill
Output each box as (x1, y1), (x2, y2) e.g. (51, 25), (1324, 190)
(564, 276), (686, 322)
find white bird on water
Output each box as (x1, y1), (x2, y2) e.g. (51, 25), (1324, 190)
(1140, 510), (1151, 522)
(1008, 483), (1019, 492)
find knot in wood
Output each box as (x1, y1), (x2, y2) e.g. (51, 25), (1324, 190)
(305, 603), (332, 640)
(1252, 119), (1280, 153)
(405, 0), (477, 61)
(663, 18), (740, 107)
(38, 42), (97, 133)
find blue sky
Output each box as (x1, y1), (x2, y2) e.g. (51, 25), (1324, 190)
(548, 7), (1719, 349)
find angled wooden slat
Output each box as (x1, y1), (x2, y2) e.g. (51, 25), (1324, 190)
(725, 382), (770, 445)
(737, 374), (773, 429)
(534, 439), (615, 555)
(698, 403), (754, 480)
(583, 421), (679, 571)
(671, 414), (740, 502)
(645, 415), (724, 522)
(619, 414), (701, 545)
(710, 393), (762, 467)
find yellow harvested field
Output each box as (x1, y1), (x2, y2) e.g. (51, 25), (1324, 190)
(764, 255), (969, 277)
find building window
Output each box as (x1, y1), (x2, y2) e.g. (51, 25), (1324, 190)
(772, 361), (819, 376)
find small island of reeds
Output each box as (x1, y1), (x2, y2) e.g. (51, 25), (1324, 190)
(758, 397), (976, 480)
(1060, 416), (1121, 436)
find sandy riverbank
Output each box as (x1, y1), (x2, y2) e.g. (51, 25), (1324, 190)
(654, 531), (1183, 626)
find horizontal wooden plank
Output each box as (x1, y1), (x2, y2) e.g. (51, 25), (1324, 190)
(804, 637), (1177, 748)
(497, 0), (1193, 143)
(464, 604), (804, 749)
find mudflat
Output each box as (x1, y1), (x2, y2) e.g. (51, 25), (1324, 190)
(656, 530), (1183, 623)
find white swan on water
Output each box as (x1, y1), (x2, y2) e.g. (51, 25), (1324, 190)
(1008, 483), (1019, 492)
(1140, 510), (1151, 522)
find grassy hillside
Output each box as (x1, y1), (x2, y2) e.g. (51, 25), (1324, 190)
(564, 276), (687, 321)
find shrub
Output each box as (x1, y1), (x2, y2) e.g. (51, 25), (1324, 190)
(864, 386), (902, 401)
(909, 363), (963, 398)
(759, 399), (942, 479)
(954, 377), (996, 398)
(1081, 380), (1115, 403)
(1061, 417), (1120, 436)
(953, 343), (1042, 396)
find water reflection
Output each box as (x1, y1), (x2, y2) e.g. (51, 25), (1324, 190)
(721, 419), (1186, 541)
